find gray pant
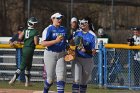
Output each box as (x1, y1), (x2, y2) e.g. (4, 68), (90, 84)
(44, 50), (66, 83)
(72, 57), (94, 85)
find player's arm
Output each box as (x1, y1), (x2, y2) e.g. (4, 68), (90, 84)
(9, 35), (17, 46)
(9, 40), (14, 46)
(9, 38), (13, 44)
(41, 36), (63, 47)
(19, 31), (24, 40)
(34, 35), (39, 45)
(41, 27), (63, 47)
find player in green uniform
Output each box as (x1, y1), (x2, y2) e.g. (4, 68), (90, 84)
(9, 17), (39, 87)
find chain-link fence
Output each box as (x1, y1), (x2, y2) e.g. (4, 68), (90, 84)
(0, 49), (44, 81)
(101, 43), (140, 90)
(1, 43), (140, 90)
(0, 46), (99, 84)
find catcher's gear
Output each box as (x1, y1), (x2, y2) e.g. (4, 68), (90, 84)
(27, 17), (38, 27)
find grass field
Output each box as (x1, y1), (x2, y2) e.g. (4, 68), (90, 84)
(0, 81), (139, 93)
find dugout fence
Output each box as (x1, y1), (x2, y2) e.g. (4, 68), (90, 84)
(98, 42), (140, 90)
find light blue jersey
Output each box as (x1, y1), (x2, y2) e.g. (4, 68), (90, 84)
(42, 25), (68, 52)
(74, 30), (96, 58)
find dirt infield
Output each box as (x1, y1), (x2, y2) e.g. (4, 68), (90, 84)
(0, 89), (34, 93)
(0, 89), (70, 93)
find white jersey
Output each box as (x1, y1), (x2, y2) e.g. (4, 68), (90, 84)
(133, 35), (140, 45)
(133, 35), (140, 61)
(89, 30), (98, 49)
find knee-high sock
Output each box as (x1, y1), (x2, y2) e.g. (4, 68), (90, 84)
(13, 69), (21, 80)
(25, 70), (31, 84)
(43, 80), (52, 93)
(80, 85), (87, 93)
(57, 81), (65, 93)
(72, 83), (79, 93)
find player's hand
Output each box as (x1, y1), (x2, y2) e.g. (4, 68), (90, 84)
(80, 48), (86, 52)
(17, 41), (20, 44)
(55, 35), (64, 43)
(9, 42), (14, 47)
(13, 41), (17, 44)
(92, 49), (96, 55)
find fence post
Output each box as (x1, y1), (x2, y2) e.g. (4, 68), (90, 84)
(103, 47), (107, 87)
(98, 41), (103, 87)
(128, 50), (131, 89)
(17, 48), (25, 81)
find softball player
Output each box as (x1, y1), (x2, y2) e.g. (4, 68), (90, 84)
(41, 13), (68, 93)
(72, 17), (96, 93)
(9, 17), (39, 87)
(9, 26), (25, 81)
(70, 17), (79, 35)
(69, 17), (80, 45)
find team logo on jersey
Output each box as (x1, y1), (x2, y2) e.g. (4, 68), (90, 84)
(52, 33), (66, 37)
(25, 30), (30, 38)
(61, 30), (65, 32)
(52, 30), (57, 33)
(83, 40), (89, 46)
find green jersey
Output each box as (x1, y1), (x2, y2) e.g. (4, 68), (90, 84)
(23, 28), (38, 48)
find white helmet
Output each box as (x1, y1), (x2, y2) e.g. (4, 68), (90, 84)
(98, 28), (104, 35)
(27, 17), (38, 27)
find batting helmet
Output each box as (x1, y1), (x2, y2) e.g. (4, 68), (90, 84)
(27, 17), (38, 27)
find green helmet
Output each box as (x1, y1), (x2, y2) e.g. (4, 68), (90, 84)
(27, 17), (38, 27)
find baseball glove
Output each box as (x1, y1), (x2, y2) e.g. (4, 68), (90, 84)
(64, 46), (76, 62)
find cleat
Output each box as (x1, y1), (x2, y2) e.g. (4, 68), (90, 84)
(9, 72), (19, 85)
(9, 75), (17, 85)
(9, 80), (15, 85)
(25, 70), (31, 87)
(25, 82), (32, 87)
(25, 82), (29, 87)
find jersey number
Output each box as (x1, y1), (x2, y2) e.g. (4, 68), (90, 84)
(25, 30), (30, 38)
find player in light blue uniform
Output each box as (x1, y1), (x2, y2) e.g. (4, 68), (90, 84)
(72, 17), (96, 93)
(41, 13), (68, 93)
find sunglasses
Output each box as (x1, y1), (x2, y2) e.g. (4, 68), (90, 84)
(80, 22), (87, 25)
(29, 23), (33, 26)
(80, 22), (88, 26)
(79, 20), (88, 25)
(55, 16), (63, 20)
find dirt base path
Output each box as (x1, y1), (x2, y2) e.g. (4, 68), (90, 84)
(0, 89), (34, 93)
(0, 89), (70, 93)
